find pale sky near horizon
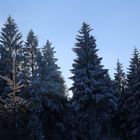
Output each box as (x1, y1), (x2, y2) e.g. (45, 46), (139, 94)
(0, 0), (140, 91)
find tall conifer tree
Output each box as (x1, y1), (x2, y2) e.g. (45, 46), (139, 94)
(70, 23), (116, 139)
(120, 48), (140, 140)
(25, 30), (38, 76)
(31, 40), (65, 95)
(42, 40), (65, 95)
(0, 16), (22, 96)
(21, 29), (38, 87)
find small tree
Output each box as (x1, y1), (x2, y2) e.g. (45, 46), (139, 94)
(113, 60), (127, 138)
(114, 59), (126, 99)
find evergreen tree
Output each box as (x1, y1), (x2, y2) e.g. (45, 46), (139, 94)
(0, 16), (22, 96)
(41, 40), (65, 95)
(113, 60), (126, 139)
(70, 23), (117, 139)
(31, 40), (65, 96)
(24, 29), (38, 84)
(114, 59), (126, 99)
(19, 29), (38, 93)
(0, 44), (7, 95)
(127, 48), (140, 140)
(127, 48), (140, 94)
(121, 48), (140, 140)
(29, 41), (66, 139)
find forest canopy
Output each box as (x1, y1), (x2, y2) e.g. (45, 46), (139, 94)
(0, 16), (140, 140)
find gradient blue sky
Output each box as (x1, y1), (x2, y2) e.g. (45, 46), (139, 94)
(0, 0), (140, 90)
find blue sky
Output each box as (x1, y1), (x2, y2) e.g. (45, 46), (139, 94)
(0, 0), (140, 90)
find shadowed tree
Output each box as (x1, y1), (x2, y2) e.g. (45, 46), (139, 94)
(121, 48), (140, 140)
(23, 30), (38, 85)
(70, 23), (117, 140)
(0, 16), (22, 97)
(114, 59), (126, 99)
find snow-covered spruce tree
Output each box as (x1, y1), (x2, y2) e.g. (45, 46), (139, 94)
(0, 16), (23, 97)
(29, 41), (66, 139)
(70, 23), (117, 139)
(18, 30), (39, 99)
(41, 40), (65, 95)
(29, 41), (65, 127)
(22, 29), (38, 87)
(30, 40), (65, 95)
(122, 48), (140, 140)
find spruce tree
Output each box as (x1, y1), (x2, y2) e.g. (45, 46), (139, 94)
(24, 30), (38, 78)
(127, 48), (140, 94)
(70, 23), (116, 139)
(31, 40), (65, 95)
(29, 41), (66, 139)
(0, 16), (22, 96)
(21, 29), (38, 87)
(113, 59), (126, 139)
(71, 23), (115, 105)
(42, 40), (65, 95)
(114, 59), (126, 98)
(127, 48), (140, 140)
(0, 45), (7, 95)
(124, 48), (140, 140)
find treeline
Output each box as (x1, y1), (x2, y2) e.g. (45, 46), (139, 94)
(0, 16), (140, 140)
